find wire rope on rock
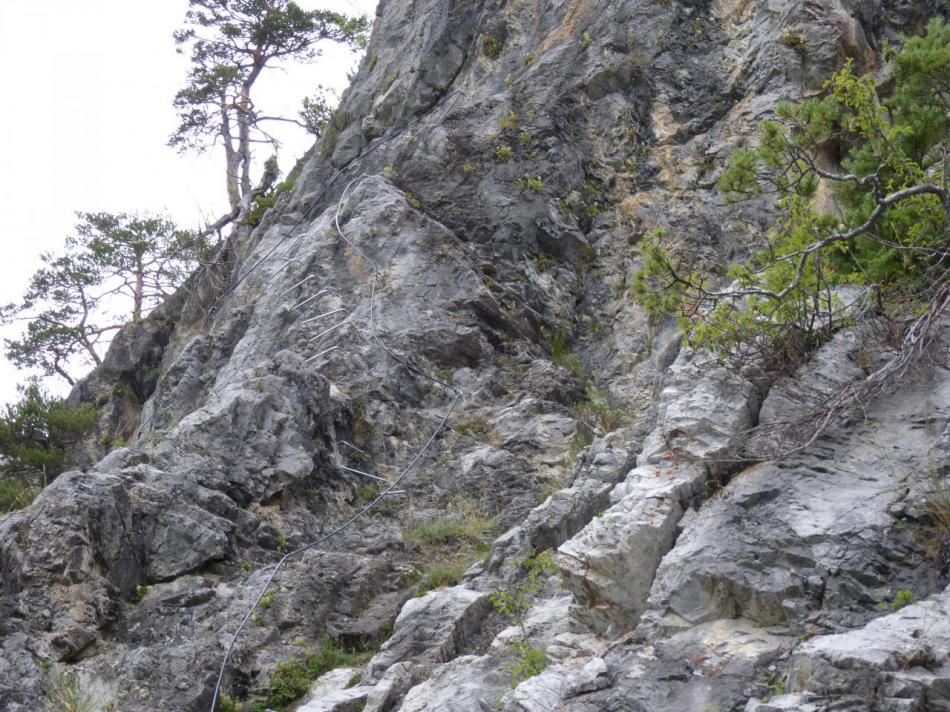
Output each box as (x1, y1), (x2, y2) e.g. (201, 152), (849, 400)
(203, 90), (464, 326)
(208, 171), (463, 712)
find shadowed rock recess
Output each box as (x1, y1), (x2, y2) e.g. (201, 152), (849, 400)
(3, 0), (950, 710)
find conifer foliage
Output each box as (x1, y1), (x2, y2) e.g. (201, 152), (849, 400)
(169, 0), (368, 211)
(634, 19), (950, 366)
(0, 384), (97, 512)
(1, 213), (200, 385)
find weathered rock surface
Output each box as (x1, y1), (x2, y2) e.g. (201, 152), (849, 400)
(365, 586), (491, 683)
(2, 0), (950, 710)
(783, 587), (950, 710)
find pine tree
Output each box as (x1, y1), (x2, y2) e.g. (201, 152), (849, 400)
(169, 0), (368, 212)
(1, 213), (200, 384)
(0, 384), (98, 512)
(634, 18), (950, 366)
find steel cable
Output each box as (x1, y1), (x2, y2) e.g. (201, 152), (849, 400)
(203, 90), (464, 326)
(139, 89), (462, 448)
(208, 172), (462, 712)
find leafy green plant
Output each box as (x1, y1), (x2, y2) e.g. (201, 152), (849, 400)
(402, 511), (495, 547)
(483, 35), (504, 59)
(892, 589), (916, 611)
(129, 584), (149, 605)
(405, 192), (422, 210)
(383, 69), (399, 90)
(244, 179), (295, 227)
(535, 253), (556, 271)
(629, 50), (647, 70)
(415, 557), (471, 594)
(499, 111), (518, 131)
(634, 20), (950, 367)
(507, 639), (548, 686)
(350, 397), (373, 448)
(0, 385), (98, 512)
(518, 175), (544, 193)
(780, 28), (808, 57)
(495, 144), (514, 161)
(760, 670), (787, 702)
(581, 31), (592, 49)
(491, 552), (557, 686)
(549, 328), (583, 378)
(216, 694), (242, 712)
(452, 417), (495, 441)
(245, 636), (371, 712)
(402, 498), (495, 595)
(318, 110), (350, 158)
(576, 387), (627, 433)
(352, 483), (381, 505)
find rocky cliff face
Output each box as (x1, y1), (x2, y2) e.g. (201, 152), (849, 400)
(2, 1), (950, 710)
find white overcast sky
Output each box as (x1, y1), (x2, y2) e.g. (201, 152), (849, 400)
(0, 0), (377, 407)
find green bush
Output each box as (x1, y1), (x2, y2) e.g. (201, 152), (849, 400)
(517, 175), (544, 193)
(318, 110), (349, 158)
(452, 417), (493, 441)
(491, 551), (556, 686)
(780, 28), (807, 56)
(499, 111), (518, 131)
(417, 558), (470, 593)
(245, 637), (370, 712)
(0, 477), (40, 513)
(891, 589), (916, 611)
(549, 328), (583, 378)
(915, 476), (950, 566)
(483, 36), (504, 59)
(634, 19), (950, 363)
(0, 385), (98, 513)
(244, 179), (295, 227)
(507, 639), (548, 687)
(216, 694), (242, 712)
(576, 387), (627, 433)
(44, 670), (94, 712)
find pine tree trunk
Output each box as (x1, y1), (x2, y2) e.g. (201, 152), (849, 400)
(133, 259), (143, 322)
(237, 86), (253, 201)
(221, 96), (241, 211)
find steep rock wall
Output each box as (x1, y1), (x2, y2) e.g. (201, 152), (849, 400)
(1, 0), (949, 710)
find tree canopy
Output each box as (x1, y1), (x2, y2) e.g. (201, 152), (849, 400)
(634, 18), (950, 368)
(0, 384), (98, 512)
(170, 0), (368, 213)
(1, 213), (201, 385)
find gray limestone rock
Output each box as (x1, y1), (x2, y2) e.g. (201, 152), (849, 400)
(3, 0), (950, 709)
(784, 588), (950, 710)
(365, 586), (492, 684)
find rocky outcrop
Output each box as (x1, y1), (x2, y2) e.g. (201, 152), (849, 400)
(364, 586), (491, 683)
(2, 0), (950, 710)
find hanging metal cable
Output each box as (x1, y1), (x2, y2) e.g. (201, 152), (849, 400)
(207, 133), (464, 712)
